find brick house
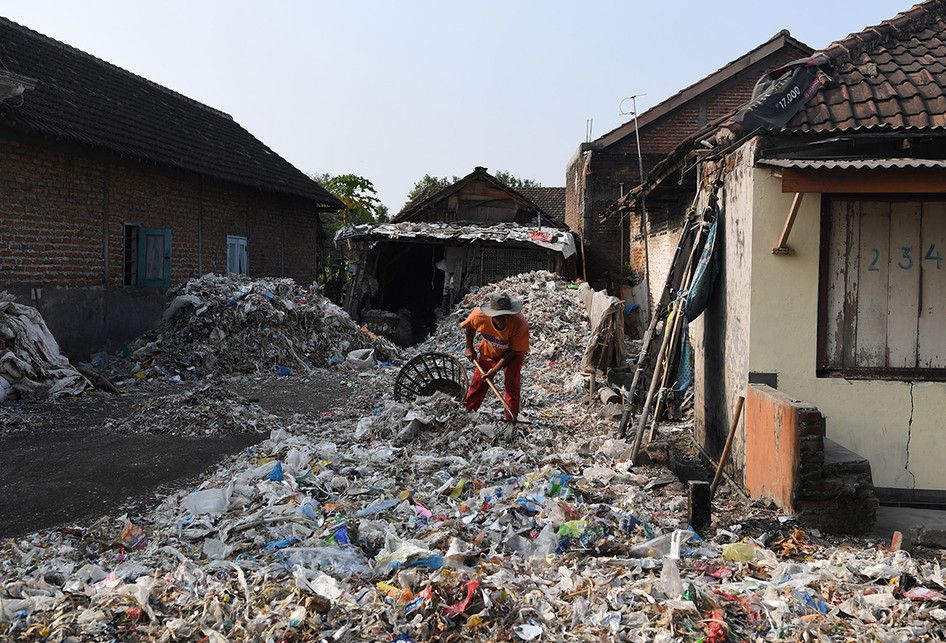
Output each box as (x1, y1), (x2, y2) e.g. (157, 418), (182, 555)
(0, 17), (342, 357)
(565, 31), (812, 304)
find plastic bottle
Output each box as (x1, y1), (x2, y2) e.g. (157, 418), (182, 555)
(660, 557), (684, 598)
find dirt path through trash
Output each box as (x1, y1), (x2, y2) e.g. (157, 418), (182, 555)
(0, 373), (353, 538)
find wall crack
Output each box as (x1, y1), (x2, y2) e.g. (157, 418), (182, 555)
(904, 382), (916, 489)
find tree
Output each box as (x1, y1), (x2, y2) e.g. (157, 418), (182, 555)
(492, 170), (540, 190)
(404, 170), (541, 207)
(312, 172), (389, 233)
(405, 174), (459, 204)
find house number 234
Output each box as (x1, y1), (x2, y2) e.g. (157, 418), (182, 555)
(867, 244), (943, 271)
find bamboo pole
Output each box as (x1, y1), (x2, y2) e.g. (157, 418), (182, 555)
(618, 210), (697, 438)
(630, 214), (709, 462)
(646, 227), (705, 442)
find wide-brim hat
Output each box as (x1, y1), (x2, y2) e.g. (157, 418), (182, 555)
(481, 291), (523, 317)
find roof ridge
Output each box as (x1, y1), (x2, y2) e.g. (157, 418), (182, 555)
(820, 0), (946, 62)
(0, 15), (233, 121)
(591, 29), (812, 146)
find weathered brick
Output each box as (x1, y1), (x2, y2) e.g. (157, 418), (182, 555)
(0, 131), (326, 290)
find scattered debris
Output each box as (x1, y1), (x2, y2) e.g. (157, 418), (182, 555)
(1, 272), (942, 641)
(120, 274), (397, 379)
(0, 295), (90, 401)
(108, 384), (280, 438)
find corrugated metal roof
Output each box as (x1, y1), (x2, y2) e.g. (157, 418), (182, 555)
(758, 157), (946, 169)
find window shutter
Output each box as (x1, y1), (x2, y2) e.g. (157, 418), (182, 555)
(138, 227), (172, 288)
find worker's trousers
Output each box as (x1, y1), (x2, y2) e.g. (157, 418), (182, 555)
(463, 353), (524, 421)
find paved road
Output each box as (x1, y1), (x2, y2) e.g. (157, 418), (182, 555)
(0, 429), (261, 537)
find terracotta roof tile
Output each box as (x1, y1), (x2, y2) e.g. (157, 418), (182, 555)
(0, 16), (342, 207)
(785, 1), (946, 132)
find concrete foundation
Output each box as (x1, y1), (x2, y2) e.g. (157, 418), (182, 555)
(3, 285), (167, 360)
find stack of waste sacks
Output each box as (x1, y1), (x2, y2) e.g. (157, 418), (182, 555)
(128, 274), (397, 378)
(4, 272), (943, 641)
(0, 294), (89, 400)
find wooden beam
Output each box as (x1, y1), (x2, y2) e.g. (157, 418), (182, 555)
(782, 167), (946, 194)
(772, 192), (803, 255)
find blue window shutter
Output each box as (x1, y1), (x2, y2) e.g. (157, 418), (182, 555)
(138, 227), (172, 287)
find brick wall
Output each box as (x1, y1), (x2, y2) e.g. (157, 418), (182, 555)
(0, 130), (326, 355)
(567, 44), (809, 290)
(745, 384), (878, 534)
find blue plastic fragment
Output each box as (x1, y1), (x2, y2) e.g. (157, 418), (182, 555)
(556, 537), (571, 554)
(401, 554), (444, 571)
(267, 461), (284, 482)
(275, 365), (294, 377)
(263, 535), (299, 551)
(620, 514), (641, 532)
(355, 498), (399, 517)
(333, 525), (351, 545)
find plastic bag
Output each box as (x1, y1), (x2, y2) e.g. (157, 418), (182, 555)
(344, 348), (375, 370)
(182, 486), (231, 516)
(722, 541), (759, 563)
(660, 557), (684, 598)
(628, 529), (694, 558)
(280, 546), (374, 578)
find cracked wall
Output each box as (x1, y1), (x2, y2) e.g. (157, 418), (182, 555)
(744, 164), (942, 490)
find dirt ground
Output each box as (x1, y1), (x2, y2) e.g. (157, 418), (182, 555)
(0, 372), (353, 538)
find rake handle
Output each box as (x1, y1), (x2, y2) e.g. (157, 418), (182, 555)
(473, 358), (516, 420)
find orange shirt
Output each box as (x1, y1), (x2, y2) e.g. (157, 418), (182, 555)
(460, 308), (529, 360)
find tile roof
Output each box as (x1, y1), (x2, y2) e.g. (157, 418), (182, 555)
(0, 17), (342, 208)
(787, 0), (946, 131)
(758, 157), (946, 169)
(517, 187), (565, 223)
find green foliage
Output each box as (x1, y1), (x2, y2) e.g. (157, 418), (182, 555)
(312, 172), (389, 233)
(492, 170), (540, 190)
(405, 174), (459, 204)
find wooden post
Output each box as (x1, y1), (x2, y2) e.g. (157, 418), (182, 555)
(711, 395), (746, 496)
(631, 214), (709, 460)
(772, 192), (803, 254)
(688, 481), (711, 532)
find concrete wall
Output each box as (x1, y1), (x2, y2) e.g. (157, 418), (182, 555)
(745, 384), (821, 512)
(746, 165), (944, 491)
(0, 131), (325, 358)
(692, 141), (756, 479)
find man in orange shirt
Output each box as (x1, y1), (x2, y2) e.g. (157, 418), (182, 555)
(460, 291), (529, 422)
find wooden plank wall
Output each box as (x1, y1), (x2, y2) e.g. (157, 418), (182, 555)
(824, 198), (946, 371)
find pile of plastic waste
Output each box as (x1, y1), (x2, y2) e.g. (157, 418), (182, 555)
(0, 295), (89, 401)
(125, 274), (397, 379)
(108, 384), (280, 438)
(2, 272), (944, 641)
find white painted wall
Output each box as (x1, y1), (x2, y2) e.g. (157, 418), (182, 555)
(747, 164), (944, 490)
(693, 141), (756, 479)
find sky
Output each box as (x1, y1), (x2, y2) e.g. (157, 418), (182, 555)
(3, 1), (902, 210)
